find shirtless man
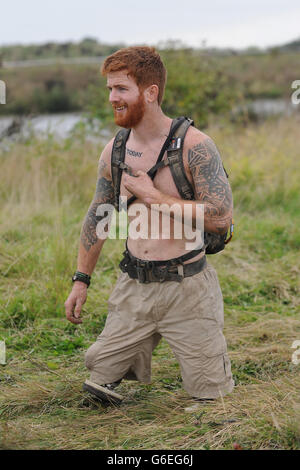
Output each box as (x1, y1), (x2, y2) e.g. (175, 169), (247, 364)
(64, 47), (234, 405)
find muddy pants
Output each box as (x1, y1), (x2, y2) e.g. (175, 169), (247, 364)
(85, 263), (234, 399)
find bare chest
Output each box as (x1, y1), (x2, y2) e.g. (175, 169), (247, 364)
(119, 140), (193, 202)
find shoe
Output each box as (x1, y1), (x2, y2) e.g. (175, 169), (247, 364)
(193, 397), (215, 403)
(83, 379), (124, 405)
(184, 397), (215, 412)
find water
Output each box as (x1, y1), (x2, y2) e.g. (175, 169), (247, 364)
(0, 112), (111, 148)
(0, 99), (299, 146)
(236, 98), (299, 118)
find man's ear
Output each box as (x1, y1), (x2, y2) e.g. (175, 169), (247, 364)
(145, 84), (159, 103)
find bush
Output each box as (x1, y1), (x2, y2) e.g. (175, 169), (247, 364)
(87, 49), (242, 128)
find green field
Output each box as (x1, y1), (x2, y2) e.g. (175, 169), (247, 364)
(0, 116), (299, 450)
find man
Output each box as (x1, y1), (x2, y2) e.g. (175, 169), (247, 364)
(65, 46), (234, 405)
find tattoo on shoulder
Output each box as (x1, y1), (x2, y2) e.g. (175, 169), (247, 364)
(126, 147), (143, 158)
(98, 159), (107, 173)
(80, 174), (115, 251)
(188, 137), (232, 232)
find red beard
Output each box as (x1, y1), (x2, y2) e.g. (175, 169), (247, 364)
(113, 92), (145, 128)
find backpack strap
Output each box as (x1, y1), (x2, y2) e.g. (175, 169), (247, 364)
(110, 117), (187, 211)
(166, 117), (195, 200)
(125, 116), (188, 208)
(111, 128), (131, 210)
(165, 119), (230, 201)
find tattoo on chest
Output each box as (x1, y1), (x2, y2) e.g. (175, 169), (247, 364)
(126, 148), (143, 158)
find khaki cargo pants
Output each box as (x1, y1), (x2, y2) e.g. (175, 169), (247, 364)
(85, 263), (234, 399)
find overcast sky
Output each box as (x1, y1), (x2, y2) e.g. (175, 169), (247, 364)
(1, 0), (299, 49)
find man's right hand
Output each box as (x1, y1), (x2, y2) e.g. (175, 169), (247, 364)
(65, 282), (88, 324)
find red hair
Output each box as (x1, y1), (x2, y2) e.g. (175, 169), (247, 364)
(101, 46), (167, 105)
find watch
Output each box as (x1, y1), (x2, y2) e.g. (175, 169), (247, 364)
(72, 271), (91, 287)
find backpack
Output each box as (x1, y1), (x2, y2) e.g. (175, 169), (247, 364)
(111, 116), (233, 254)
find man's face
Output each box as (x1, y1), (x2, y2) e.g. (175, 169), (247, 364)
(107, 71), (145, 128)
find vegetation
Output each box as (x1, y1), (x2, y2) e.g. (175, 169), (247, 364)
(0, 64), (98, 115)
(0, 51), (239, 126)
(1, 39), (300, 124)
(1, 36), (300, 62)
(88, 48), (240, 128)
(0, 38), (125, 62)
(0, 115), (299, 449)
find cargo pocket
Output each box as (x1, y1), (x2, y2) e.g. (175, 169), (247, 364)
(182, 270), (212, 317)
(193, 265), (224, 327)
(201, 331), (229, 386)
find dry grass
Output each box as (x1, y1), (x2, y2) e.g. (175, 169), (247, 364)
(0, 115), (300, 449)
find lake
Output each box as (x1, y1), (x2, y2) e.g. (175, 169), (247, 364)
(0, 99), (299, 145)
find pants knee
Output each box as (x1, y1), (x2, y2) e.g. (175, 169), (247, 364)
(85, 343), (99, 370)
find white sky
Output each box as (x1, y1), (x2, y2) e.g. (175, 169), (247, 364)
(1, 0), (299, 49)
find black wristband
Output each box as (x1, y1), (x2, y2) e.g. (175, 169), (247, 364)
(72, 271), (91, 287)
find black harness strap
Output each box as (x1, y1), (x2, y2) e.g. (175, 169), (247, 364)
(111, 128), (131, 209)
(126, 116), (190, 208)
(120, 242), (206, 283)
(123, 239), (203, 267)
(110, 116), (233, 258)
(110, 117), (189, 211)
(166, 118), (195, 200)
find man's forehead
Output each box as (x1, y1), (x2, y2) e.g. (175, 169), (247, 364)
(106, 70), (136, 86)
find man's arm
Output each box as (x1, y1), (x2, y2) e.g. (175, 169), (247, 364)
(78, 156), (115, 273)
(123, 133), (233, 235)
(186, 135), (233, 234)
(65, 142), (114, 324)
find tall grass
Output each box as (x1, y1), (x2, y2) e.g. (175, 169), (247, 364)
(0, 116), (299, 449)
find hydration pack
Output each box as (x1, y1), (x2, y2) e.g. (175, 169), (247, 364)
(111, 116), (233, 254)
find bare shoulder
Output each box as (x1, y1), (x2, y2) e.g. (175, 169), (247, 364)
(184, 125), (211, 148)
(98, 137), (115, 178)
(183, 125), (219, 158)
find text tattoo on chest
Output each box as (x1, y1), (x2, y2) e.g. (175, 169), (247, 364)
(126, 147), (143, 158)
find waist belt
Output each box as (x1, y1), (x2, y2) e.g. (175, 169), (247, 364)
(119, 246), (207, 283)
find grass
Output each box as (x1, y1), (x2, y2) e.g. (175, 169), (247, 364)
(0, 115), (300, 449)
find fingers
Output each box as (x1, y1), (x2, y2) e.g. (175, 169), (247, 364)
(66, 311), (82, 324)
(135, 170), (146, 176)
(124, 170), (145, 181)
(122, 174), (134, 191)
(65, 298), (83, 325)
(123, 171), (146, 190)
(74, 299), (83, 319)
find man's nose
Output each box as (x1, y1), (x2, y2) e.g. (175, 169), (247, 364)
(109, 89), (120, 103)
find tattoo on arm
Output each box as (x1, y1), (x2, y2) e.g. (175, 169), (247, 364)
(188, 137), (233, 233)
(80, 160), (115, 251)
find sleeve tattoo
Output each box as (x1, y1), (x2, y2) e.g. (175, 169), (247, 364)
(80, 160), (115, 251)
(188, 137), (233, 234)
